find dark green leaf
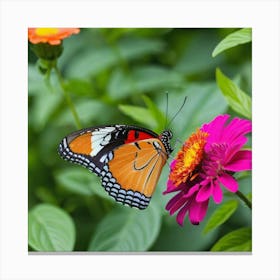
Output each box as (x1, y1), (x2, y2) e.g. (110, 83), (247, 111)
(65, 38), (165, 78)
(55, 167), (110, 201)
(118, 37), (165, 59)
(56, 99), (111, 126)
(119, 104), (158, 129)
(211, 227), (252, 251)
(35, 186), (59, 205)
(64, 79), (94, 96)
(212, 28), (252, 57)
(29, 90), (63, 130)
(88, 203), (161, 251)
(28, 204), (76, 251)
(108, 66), (184, 100)
(246, 192), (252, 202)
(216, 68), (252, 119)
(28, 65), (48, 96)
(203, 200), (238, 234)
(142, 95), (166, 132)
(175, 31), (224, 75)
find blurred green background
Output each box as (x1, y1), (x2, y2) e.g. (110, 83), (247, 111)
(28, 28), (252, 252)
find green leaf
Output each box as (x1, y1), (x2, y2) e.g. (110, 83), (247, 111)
(28, 65), (48, 96)
(88, 203), (161, 251)
(216, 68), (252, 119)
(28, 204), (76, 251)
(118, 37), (165, 59)
(65, 38), (165, 78)
(211, 227), (252, 252)
(119, 104), (158, 129)
(29, 90), (63, 130)
(56, 99), (113, 126)
(107, 66), (184, 100)
(203, 200), (238, 234)
(246, 192), (252, 202)
(142, 95), (165, 132)
(35, 186), (59, 205)
(64, 79), (94, 96)
(212, 28), (252, 57)
(175, 31), (224, 75)
(55, 167), (111, 201)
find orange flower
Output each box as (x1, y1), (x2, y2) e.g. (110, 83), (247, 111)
(169, 129), (208, 187)
(28, 28), (80, 45)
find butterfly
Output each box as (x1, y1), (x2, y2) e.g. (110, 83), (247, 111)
(58, 125), (173, 210)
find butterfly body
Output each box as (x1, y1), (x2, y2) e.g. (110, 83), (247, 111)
(58, 125), (172, 209)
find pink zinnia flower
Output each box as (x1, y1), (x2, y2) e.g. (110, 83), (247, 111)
(163, 114), (252, 226)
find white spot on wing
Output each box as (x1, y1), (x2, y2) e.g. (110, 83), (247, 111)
(90, 127), (115, 156)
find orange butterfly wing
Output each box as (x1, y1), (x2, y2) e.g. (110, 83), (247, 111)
(58, 125), (172, 209)
(101, 138), (168, 209)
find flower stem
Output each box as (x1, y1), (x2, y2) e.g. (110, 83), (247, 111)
(54, 65), (82, 129)
(235, 190), (252, 209)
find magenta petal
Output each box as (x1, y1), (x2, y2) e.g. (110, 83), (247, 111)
(163, 180), (175, 194)
(188, 199), (209, 225)
(218, 173), (238, 192)
(176, 202), (191, 226)
(163, 180), (182, 194)
(183, 184), (200, 198)
(212, 180), (223, 203)
(202, 115), (230, 145)
(167, 194), (188, 215)
(202, 115), (230, 135)
(225, 150), (252, 172)
(170, 159), (177, 170)
(222, 118), (252, 144)
(165, 191), (183, 211)
(196, 183), (212, 202)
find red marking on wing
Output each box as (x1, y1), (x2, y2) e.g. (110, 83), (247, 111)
(125, 130), (155, 144)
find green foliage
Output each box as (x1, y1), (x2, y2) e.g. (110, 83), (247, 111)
(65, 37), (165, 79)
(216, 68), (252, 119)
(28, 28), (252, 252)
(28, 204), (76, 251)
(108, 66), (184, 100)
(88, 203), (161, 251)
(55, 167), (111, 200)
(212, 28), (252, 57)
(119, 95), (165, 132)
(203, 200), (239, 234)
(119, 104), (157, 129)
(211, 227), (252, 252)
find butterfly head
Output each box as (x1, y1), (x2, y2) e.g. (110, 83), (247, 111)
(159, 130), (173, 155)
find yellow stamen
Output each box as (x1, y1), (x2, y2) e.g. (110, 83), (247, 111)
(169, 129), (208, 186)
(35, 28), (59, 36)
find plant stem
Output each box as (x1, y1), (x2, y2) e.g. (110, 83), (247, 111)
(235, 190), (252, 209)
(54, 64), (82, 129)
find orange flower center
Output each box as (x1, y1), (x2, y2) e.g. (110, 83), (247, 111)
(169, 129), (208, 187)
(35, 28), (59, 36)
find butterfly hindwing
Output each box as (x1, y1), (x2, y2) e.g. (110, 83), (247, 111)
(100, 138), (168, 209)
(58, 125), (171, 209)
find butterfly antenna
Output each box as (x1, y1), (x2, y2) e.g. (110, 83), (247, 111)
(164, 91), (169, 129)
(166, 96), (188, 129)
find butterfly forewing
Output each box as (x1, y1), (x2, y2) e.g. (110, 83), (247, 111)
(59, 125), (129, 173)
